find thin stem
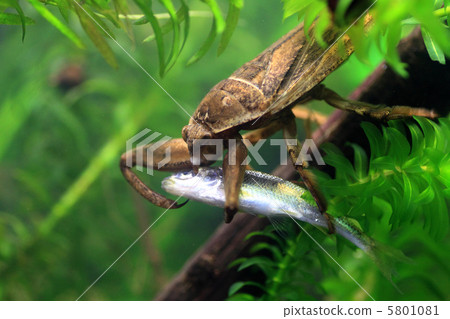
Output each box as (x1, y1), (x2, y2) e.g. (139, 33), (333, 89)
(94, 11), (211, 21)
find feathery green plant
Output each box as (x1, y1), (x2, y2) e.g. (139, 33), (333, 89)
(318, 118), (449, 240)
(0, 0), (243, 76)
(228, 118), (450, 300)
(1, 0), (447, 76)
(282, 0), (450, 75)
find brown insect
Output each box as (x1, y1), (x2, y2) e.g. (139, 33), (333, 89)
(120, 15), (436, 227)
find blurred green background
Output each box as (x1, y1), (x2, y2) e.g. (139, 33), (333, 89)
(2, 1), (445, 301)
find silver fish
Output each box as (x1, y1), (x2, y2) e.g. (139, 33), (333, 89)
(162, 167), (372, 251)
(162, 167), (409, 281)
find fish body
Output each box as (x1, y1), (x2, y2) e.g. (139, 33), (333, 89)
(162, 167), (372, 252)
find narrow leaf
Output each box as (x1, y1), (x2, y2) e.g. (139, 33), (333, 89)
(282, 0), (314, 20)
(5, 0), (28, 41)
(180, 0), (190, 53)
(250, 242), (283, 261)
(385, 21), (408, 76)
(0, 12), (34, 25)
(228, 282), (246, 296)
(217, 0), (243, 56)
(135, 0), (166, 76)
(73, 3), (118, 68)
(201, 0), (225, 33)
(186, 19), (216, 66)
(159, 0), (181, 75)
(27, 0), (84, 48)
(361, 122), (385, 161)
(347, 142), (368, 180)
(227, 293), (255, 301)
(422, 28), (446, 64)
(55, 0), (70, 23)
(142, 5), (188, 42)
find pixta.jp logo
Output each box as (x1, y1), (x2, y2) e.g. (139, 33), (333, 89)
(125, 129), (172, 175)
(126, 129), (325, 175)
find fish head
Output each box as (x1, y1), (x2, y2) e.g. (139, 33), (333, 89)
(161, 167), (225, 205)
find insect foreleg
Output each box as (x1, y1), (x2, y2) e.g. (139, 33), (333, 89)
(120, 138), (192, 209)
(223, 136), (247, 223)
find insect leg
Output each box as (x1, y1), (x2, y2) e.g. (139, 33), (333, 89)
(312, 85), (438, 120)
(223, 136), (247, 223)
(283, 114), (335, 233)
(120, 138), (192, 209)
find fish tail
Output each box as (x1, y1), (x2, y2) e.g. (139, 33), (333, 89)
(334, 217), (411, 290)
(365, 238), (412, 292)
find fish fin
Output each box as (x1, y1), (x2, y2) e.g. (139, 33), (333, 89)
(366, 239), (413, 293)
(267, 215), (294, 239)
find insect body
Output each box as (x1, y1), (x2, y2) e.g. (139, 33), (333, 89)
(120, 16), (436, 225)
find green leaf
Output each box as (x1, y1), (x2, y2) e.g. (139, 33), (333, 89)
(334, 0), (353, 26)
(186, 19), (217, 66)
(228, 281), (265, 296)
(415, 117), (438, 148)
(245, 230), (285, 248)
(228, 257), (246, 269)
(26, 0), (84, 48)
(431, 184), (449, 239)
(313, 5), (331, 47)
(322, 143), (356, 180)
(135, 0), (166, 76)
(384, 126), (410, 165)
(142, 4), (188, 42)
(227, 293), (255, 301)
(282, 0), (314, 20)
(186, 0), (226, 65)
(201, 0), (225, 33)
(361, 122), (385, 161)
(400, 173), (414, 223)
(228, 281), (246, 296)
(73, 4), (118, 68)
(384, 21), (408, 76)
(237, 256), (275, 276)
(304, 1), (326, 41)
(55, 0), (70, 23)
(422, 28), (446, 64)
(250, 242), (283, 261)
(179, 0), (190, 53)
(347, 142), (368, 180)
(217, 0), (243, 56)
(159, 0), (181, 75)
(0, 12), (34, 25)
(445, 0), (450, 21)
(408, 121), (425, 156)
(113, 0), (133, 38)
(4, 0), (29, 41)
(415, 184), (435, 205)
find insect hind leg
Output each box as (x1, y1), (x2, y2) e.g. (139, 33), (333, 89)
(312, 85), (438, 120)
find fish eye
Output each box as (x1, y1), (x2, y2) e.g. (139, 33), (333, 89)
(176, 171), (194, 179)
(203, 170), (218, 182)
